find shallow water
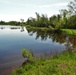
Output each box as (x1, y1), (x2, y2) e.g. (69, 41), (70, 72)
(0, 25), (76, 74)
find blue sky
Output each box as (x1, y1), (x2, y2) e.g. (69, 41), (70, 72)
(0, 0), (72, 22)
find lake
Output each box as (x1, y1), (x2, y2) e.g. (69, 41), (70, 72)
(0, 25), (76, 75)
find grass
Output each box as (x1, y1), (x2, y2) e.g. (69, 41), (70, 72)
(12, 50), (76, 75)
(25, 25), (61, 33)
(26, 26), (76, 35)
(61, 29), (76, 35)
(26, 25), (54, 30)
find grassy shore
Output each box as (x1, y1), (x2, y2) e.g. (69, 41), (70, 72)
(12, 50), (76, 75)
(25, 25), (62, 33)
(26, 26), (76, 35)
(26, 25), (54, 31)
(61, 29), (76, 35)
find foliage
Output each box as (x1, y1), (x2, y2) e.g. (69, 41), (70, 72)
(8, 21), (20, 26)
(0, 20), (7, 25)
(26, 27), (76, 50)
(22, 49), (33, 61)
(68, 0), (76, 15)
(0, 20), (20, 26)
(67, 14), (76, 29)
(62, 29), (76, 35)
(12, 50), (76, 75)
(26, 13), (49, 27)
(25, 0), (76, 30)
(0, 0), (76, 31)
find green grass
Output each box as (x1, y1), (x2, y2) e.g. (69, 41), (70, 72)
(61, 29), (76, 35)
(26, 25), (54, 31)
(12, 50), (76, 75)
(26, 26), (76, 35)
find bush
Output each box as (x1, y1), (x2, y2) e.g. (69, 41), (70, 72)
(22, 49), (33, 61)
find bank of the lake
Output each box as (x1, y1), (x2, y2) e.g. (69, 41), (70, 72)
(26, 25), (76, 35)
(0, 25), (76, 75)
(12, 50), (76, 75)
(26, 25), (61, 33)
(62, 29), (76, 35)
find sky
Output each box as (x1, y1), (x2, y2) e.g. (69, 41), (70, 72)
(0, 0), (72, 22)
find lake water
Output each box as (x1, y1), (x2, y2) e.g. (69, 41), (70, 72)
(0, 25), (76, 75)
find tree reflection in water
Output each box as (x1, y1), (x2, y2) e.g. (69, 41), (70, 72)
(21, 28), (76, 66)
(26, 28), (76, 50)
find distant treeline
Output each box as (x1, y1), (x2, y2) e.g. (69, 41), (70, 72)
(25, 0), (76, 29)
(0, 20), (21, 26)
(0, 0), (76, 29)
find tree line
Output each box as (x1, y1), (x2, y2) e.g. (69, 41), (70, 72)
(0, 20), (20, 26)
(26, 0), (76, 29)
(0, 0), (76, 29)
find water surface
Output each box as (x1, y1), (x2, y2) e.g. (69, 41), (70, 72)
(0, 25), (76, 74)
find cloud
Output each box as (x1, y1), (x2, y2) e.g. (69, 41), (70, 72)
(0, 0), (12, 4)
(38, 3), (68, 8)
(0, 0), (36, 7)
(16, 3), (68, 8)
(0, 13), (36, 22)
(0, 0), (68, 8)
(0, 1), (68, 21)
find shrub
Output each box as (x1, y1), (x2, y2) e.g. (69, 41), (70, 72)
(22, 49), (33, 61)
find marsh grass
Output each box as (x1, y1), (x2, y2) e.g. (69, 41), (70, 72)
(26, 26), (76, 35)
(12, 50), (76, 75)
(62, 29), (76, 35)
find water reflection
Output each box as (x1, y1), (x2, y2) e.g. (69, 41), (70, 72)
(0, 25), (25, 32)
(26, 28), (76, 50)
(10, 27), (20, 30)
(0, 27), (5, 29)
(21, 28), (76, 66)
(0, 25), (76, 74)
(0, 26), (20, 29)
(21, 27), (25, 32)
(21, 49), (62, 67)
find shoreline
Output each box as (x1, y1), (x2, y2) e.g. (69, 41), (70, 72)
(13, 50), (76, 75)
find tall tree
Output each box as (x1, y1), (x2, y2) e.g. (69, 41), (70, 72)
(35, 12), (40, 21)
(68, 0), (76, 15)
(60, 9), (68, 18)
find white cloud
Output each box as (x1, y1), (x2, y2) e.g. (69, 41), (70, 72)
(0, 0), (36, 7)
(14, 3), (68, 8)
(0, 0), (68, 8)
(0, 1), (68, 21)
(0, 0), (12, 4)
(0, 14), (36, 22)
(38, 3), (68, 8)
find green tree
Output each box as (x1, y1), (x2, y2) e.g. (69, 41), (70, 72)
(67, 14), (76, 29)
(22, 49), (33, 61)
(20, 19), (24, 26)
(68, 0), (76, 15)
(60, 9), (68, 18)
(0, 20), (6, 25)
